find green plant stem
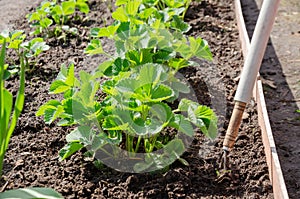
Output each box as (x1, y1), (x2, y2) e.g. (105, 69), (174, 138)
(61, 16), (65, 27)
(0, 154), (4, 177)
(144, 138), (149, 153)
(126, 134), (133, 152)
(103, 52), (114, 60)
(46, 27), (51, 37)
(182, 0), (191, 19)
(0, 41), (6, 178)
(149, 134), (158, 152)
(172, 109), (180, 113)
(157, 1), (165, 10)
(141, 105), (148, 121)
(134, 135), (142, 153)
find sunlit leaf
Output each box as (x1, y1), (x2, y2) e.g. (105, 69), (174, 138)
(66, 126), (92, 145)
(36, 100), (61, 116)
(84, 39), (104, 55)
(112, 7), (129, 22)
(50, 80), (70, 94)
(76, 1), (90, 14)
(40, 18), (52, 28)
(125, 0), (141, 16)
(0, 187), (63, 199)
(59, 142), (83, 160)
(170, 15), (190, 32)
(169, 114), (194, 136)
(189, 37), (213, 61)
(97, 25), (119, 37)
(44, 105), (64, 124)
(62, 1), (76, 16)
(194, 105), (218, 139)
(139, 63), (167, 86)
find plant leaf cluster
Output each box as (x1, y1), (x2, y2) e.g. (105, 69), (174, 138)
(37, 61), (217, 171)
(87, 23), (212, 64)
(111, 0), (191, 32)
(26, 0), (89, 39)
(85, 0), (212, 68)
(37, 0), (218, 172)
(0, 30), (49, 77)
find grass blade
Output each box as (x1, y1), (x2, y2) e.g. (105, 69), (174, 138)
(0, 40), (6, 142)
(0, 40), (7, 177)
(6, 55), (25, 147)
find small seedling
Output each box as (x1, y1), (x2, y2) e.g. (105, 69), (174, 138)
(112, 0), (191, 32)
(27, 0), (89, 39)
(0, 30), (49, 74)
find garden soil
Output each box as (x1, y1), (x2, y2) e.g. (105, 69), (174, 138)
(0, 0), (276, 198)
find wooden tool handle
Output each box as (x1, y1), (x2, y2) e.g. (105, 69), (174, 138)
(223, 101), (247, 151)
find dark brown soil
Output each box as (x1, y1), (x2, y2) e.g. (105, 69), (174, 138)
(0, 0), (273, 198)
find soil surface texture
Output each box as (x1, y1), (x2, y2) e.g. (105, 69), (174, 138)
(0, 0), (274, 198)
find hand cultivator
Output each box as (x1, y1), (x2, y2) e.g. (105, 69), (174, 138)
(220, 0), (281, 174)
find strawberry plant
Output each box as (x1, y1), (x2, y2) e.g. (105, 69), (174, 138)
(85, 0), (192, 54)
(112, 0), (191, 32)
(86, 24), (212, 74)
(27, 0), (89, 39)
(0, 30), (49, 76)
(37, 0), (217, 172)
(37, 62), (217, 172)
(85, 0), (194, 55)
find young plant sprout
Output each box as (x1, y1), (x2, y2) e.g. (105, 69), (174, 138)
(0, 30), (49, 75)
(27, 0), (89, 39)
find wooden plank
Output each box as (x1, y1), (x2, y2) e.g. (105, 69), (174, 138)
(234, 0), (250, 57)
(257, 80), (289, 199)
(256, 80), (272, 179)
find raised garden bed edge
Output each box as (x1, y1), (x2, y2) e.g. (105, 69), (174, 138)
(234, 0), (289, 198)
